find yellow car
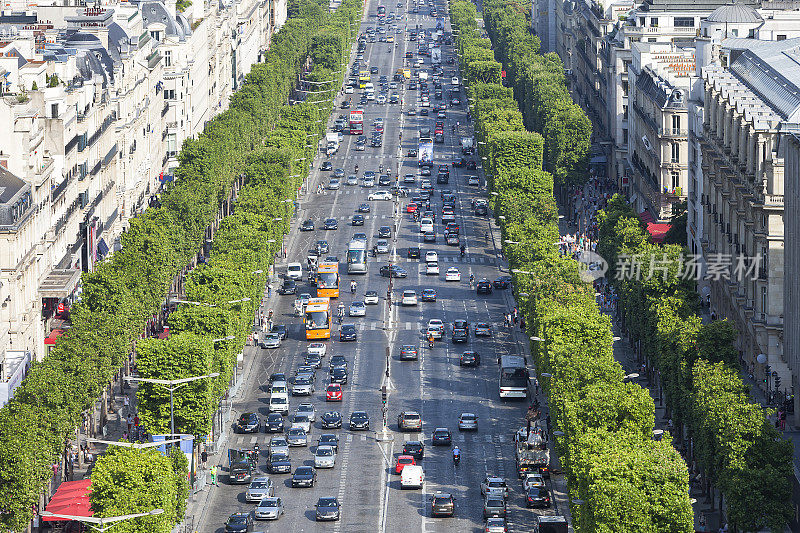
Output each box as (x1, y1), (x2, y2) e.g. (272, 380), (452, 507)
(387, 36), (394, 43)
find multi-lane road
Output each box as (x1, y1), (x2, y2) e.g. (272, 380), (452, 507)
(198, 0), (570, 530)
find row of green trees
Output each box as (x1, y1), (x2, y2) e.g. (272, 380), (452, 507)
(0, 0), (361, 529)
(597, 196), (793, 531)
(450, 1), (694, 530)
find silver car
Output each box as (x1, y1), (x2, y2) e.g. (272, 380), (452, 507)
(349, 301), (367, 317)
(245, 476), (274, 502)
(376, 239), (390, 254)
(286, 427), (308, 447)
(262, 332), (281, 349)
(458, 412), (478, 431)
(269, 436), (289, 456)
(255, 497), (284, 520)
(292, 375), (315, 396)
(291, 414), (312, 433)
(480, 476), (509, 499)
(314, 445), (337, 468)
(296, 403), (316, 422)
(485, 517), (506, 532)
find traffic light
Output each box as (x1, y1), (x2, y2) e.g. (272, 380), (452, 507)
(381, 385), (387, 405)
(764, 365), (771, 383)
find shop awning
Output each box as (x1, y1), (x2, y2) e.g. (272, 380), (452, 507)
(590, 154), (607, 164)
(42, 479), (92, 521)
(39, 269), (82, 299)
(97, 238), (109, 257)
(647, 223), (672, 243)
(44, 329), (66, 346)
(638, 210), (655, 224)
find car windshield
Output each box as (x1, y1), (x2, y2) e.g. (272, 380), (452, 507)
(433, 496), (451, 505)
(318, 498), (338, 507)
(317, 272), (338, 288)
(271, 397), (287, 405)
(288, 428), (304, 436)
(305, 311), (329, 329)
(352, 413), (368, 420)
(296, 467), (312, 474)
(293, 415), (310, 423)
(250, 482), (270, 489)
(399, 457), (413, 463)
(461, 414), (476, 420)
(317, 448), (334, 456)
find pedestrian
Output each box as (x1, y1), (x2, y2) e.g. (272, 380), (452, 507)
(267, 285), (272, 298)
(780, 409), (787, 431)
(201, 449), (208, 470)
(133, 414), (139, 428)
(210, 465), (218, 486)
(126, 414), (132, 434)
(545, 414), (551, 433)
(123, 395), (130, 415)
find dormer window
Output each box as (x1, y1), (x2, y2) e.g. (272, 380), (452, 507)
(151, 30), (161, 41)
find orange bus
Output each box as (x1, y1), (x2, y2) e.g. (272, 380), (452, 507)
(304, 297), (331, 340)
(316, 262), (340, 298)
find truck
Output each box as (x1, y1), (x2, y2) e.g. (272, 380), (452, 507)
(534, 516), (568, 533)
(515, 426), (550, 478)
(326, 132), (339, 155)
(461, 136), (475, 155)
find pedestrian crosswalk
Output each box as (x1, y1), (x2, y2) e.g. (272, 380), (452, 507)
(281, 320), (503, 335)
(231, 431), (508, 447)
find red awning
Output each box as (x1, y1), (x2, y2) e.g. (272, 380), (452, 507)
(647, 223), (672, 243)
(42, 479), (92, 521)
(638, 210), (655, 224)
(44, 329), (66, 346)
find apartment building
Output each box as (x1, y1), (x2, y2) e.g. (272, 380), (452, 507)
(626, 41), (692, 222)
(698, 38), (798, 414)
(0, 0), (286, 406)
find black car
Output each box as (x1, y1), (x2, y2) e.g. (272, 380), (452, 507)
(352, 214), (365, 226)
(225, 511), (254, 532)
(476, 279), (493, 294)
(475, 203), (488, 216)
(460, 351), (480, 367)
(324, 218), (339, 230)
(358, 203), (371, 213)
(318, 433), (340, 452)
(235, 413), (260, 434)
(421, 288), (437, 301)
(408, 148), (418, 157)
(329, 355), (348, 371)
(432, 427), (452, 446)
(315, 497), (341, 521)
(330, 367), (348, 384)
(339, 324), (357, 341)
(349, 411), (370, 431)
(493, 276), (512, 289)
(278, 279), (297, 295)
(321, 161), (333, 171)
(380, 265), (408, 278)
(229, 461), (254, 484)
(321, 411), (343, 429)
(431, 493), (455, 517)
(272, 324), (287, 340)
(446, 234), (460, 246)
(526, 486), (551, 508)
(300, 219), (315, 231)
(379, 174), (391, 186)
(264, 412), (285, 433)
(408, 247), (421, 259)
(378, 226), (392, 238)
(466, 160), (477, 170)
(341, 100), (351, 109)
(423, 231), (436, 243)
(452, 329), (468, 343)
(434, 133), (444, 143)
(436, 173), (449, 184)
(267, 451), (291, 474)
(291, 466), (317, 487)
(270, 372), (286, 383)
(403, 440), (424, 459)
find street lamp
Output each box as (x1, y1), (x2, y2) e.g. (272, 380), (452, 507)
(553, 430), (565, 437)
(88, 437), (189, 449)
(652, 429), (664, 440)
(540, 372), (553, 378)
(623, 373), (640, 380)
(512, 269), (534, 275)
(504, 240), (520, 245)
(39, 509), (164, 533)
(125, 374), (220, 439)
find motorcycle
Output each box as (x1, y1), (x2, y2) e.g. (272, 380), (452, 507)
(453, 449), (460, 465)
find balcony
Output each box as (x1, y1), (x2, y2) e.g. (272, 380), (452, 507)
(51, 176), (70, 202)
(659, 127), (688, 138)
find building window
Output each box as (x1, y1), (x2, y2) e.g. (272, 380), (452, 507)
(622, 80), (629, 97)
(623, 128), (628, 145)
(777, 34), (787, 41)
(672, 114), (681, 134)
(648, 37), (657, 42)
(674, 17), (694, 27)
(639, 17), (645, 26)
(671, 143), (680, 163)
(730, 29), (739, 37)
(164, 50), (172, 67)
(761, 286), (767, 316)
(671, 171), (680, 189)
(167, 133), (177, 156)
(623, 105), (628, 120)
(164, 89), (176, 100)
(51, 103), (59, 118)
(650, 17), (659, 27)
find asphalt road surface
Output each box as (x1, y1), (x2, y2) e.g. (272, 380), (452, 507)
(197, 0), (569, 530)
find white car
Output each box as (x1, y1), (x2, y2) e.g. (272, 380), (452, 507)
(287, 262), (303, 280)
(269, 395), (289, 415)
(329, 178), (341, 190)
(427, 319), (444, 338)
(369, 190), (392, 201)
(362, 177), (375, 187)
(468, 176), (481, 186)
(377, 94), (387, 104)
(458, 412), (478, 430)
(376, 239), (390, 253)
(523, 473), (546, 490)
(262, 332), (281, 349)
(346, 174), (358, 185)
(290, 414), (312, 433)
(245, 476), (275, 502)
(296, 403), (316, 422)
(425, 251), (438, 262)
(420, 218), (434, 233)
(308, 342), (327, 357)
(445, 267), (461, 281)
(426, 262), (439, 275)
(255, 497), (284, 520)
(314, 445), (337, 468)
(364, 291), (380, 304)
(345, 86), (354, 94)
(349, 301), (367, 316)
(451, 76), (459, 86)
(401, 290), (418, 306)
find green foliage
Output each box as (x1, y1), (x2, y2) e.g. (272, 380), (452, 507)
(450, 0), (693, 528)
(90, 446), (185, 533)
(0, 0), (363, 529)
(600, 194), (793, 531)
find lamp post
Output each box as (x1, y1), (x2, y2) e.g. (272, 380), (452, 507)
(125, 374), (220, 440)
(39, 509), (164, 533)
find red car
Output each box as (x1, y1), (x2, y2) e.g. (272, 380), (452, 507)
(406, 203), (419, 213)
(326, 384), (343, 402)
(395, 455), (416, 474)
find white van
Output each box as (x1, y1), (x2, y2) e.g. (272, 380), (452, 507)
(270, 384), (288, 398)
(400, 465), (424, 489)
(268, 395), (289, 415)
(420, 217), (434, 233)
(287, 262), (303, 280)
